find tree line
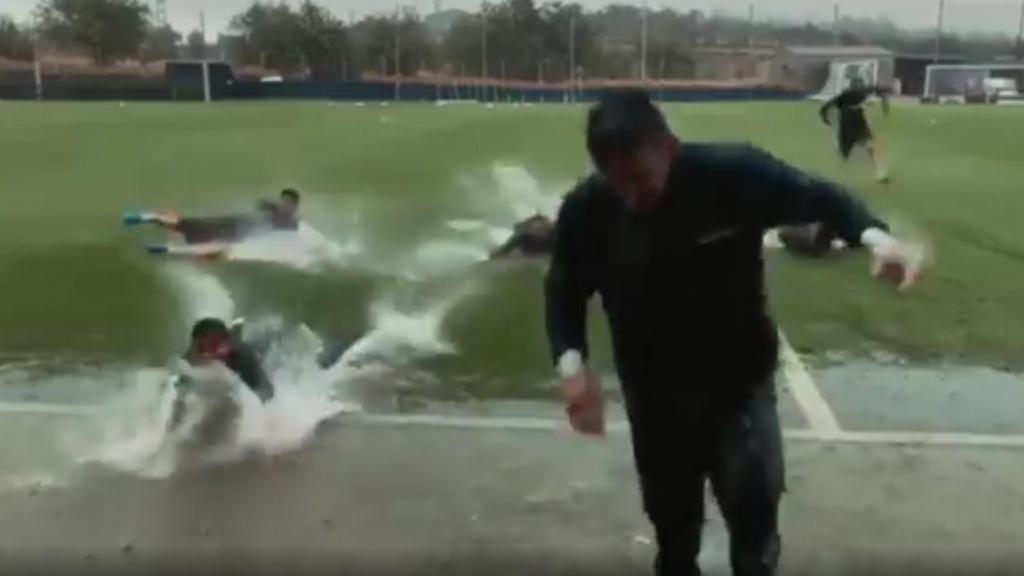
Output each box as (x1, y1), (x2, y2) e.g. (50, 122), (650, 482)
(1, 0), (1019, 79)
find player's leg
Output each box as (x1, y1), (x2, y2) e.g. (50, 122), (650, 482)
(625, 389), (709, 576)
(145, 243), (228, 259)
(865, 136), (889, 184)
(708, 380), (785, 576)
(123, 211), (182, 229)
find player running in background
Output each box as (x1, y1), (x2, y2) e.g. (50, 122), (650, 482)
(819, 79), (891, 183)
(123, 188), (302, 253)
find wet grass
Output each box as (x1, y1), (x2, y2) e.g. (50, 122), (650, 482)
(0, 100), (1022, 399)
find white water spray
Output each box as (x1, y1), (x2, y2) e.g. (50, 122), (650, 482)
(83, 264), (464, 478)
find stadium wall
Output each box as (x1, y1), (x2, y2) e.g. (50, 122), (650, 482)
(0, 75), (806, 103)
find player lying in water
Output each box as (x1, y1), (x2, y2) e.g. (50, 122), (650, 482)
(490, 214), (555, 259)
(166, 317), (348, 434)
(820, 79), (891, 183)
(123, 188), (302, 257)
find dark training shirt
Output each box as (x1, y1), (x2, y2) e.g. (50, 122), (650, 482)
(820, 85), (888, 124)
(545, 143), (887, 402)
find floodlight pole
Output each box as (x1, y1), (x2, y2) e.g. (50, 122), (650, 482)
(481, 10), (488, 102)
(33, 32), (42, 101)
(1017, 0), (1024, 60)
(833, 4), (840, 46)
(395, 5), (402, 102)
(640, 0), (649, 82)
(200, 11), (211, 103)
(934, 0), (946, 64)
(569, 12), (576, 101)
(748, 4), (754, 48)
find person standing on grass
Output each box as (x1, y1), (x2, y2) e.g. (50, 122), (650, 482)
(545, 90), (923, 576)
(819, 79), (891, 183)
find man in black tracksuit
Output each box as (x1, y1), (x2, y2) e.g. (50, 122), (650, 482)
(545, 91), (921, 576)
(819, 80), (891, 183)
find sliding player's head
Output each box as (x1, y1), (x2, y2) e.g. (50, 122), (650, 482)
(190, 318), (232, 362)
(280, 188), (301, 218)
(587, 90), (678, 212)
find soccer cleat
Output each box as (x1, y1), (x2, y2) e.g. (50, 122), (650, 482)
(145, 244), (170, 256)
(122, 211), (157, 226)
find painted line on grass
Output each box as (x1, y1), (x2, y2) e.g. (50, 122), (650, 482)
(0, 403), (98, 417)
(777, 332), (842, 435)
(5, 402), (1024, 449)
(352, 414), (1024, 448)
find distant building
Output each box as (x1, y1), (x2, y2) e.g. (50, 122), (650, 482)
(770, 45), (895, 91)
(690, 47), (778, 82)
(894, 54), (965, 96)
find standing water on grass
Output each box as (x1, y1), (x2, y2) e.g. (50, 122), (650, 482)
(70, 257), (466, 479)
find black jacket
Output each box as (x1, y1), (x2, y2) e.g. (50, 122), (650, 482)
(545, 143), (887, 401)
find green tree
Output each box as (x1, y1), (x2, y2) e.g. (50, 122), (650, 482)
(351, 8), (433, 77)
(186, 29), (205, 59)
(229, 1), (350, 78)
(36, 0), (150, 65)
(0, 16), (35, 61)
(294, 1), (349, 80)
(140, 23), (180, 62)
(229, 2), (304, 73)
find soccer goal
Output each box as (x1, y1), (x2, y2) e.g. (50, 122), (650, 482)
(810, 59), (881, 101)
(923, 64), (1024, 104)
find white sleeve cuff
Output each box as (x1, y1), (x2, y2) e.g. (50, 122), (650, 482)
(557, 350), (585, 379)
(860, 227), (898, 252)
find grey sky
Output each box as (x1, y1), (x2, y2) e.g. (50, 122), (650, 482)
(4, 0), (1022, 38)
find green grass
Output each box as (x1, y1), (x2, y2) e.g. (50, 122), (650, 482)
(0, 100), (1022, 399)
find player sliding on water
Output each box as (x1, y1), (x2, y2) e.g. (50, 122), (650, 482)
(489, 214), (555, 259)
(819, 79), (891, 183)
(167, 317), (350, 436)
(123, 188), (302, 258)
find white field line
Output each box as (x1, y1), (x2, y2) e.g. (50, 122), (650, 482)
(777, 332), (842, 435)
(1, 401), (1024, 448)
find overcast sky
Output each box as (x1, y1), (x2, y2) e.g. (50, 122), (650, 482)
(4, 0), (1023, 38)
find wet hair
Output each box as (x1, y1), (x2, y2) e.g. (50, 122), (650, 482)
(586, 90), (672, 172)
(191, 317), (229, 341)
(280, 188), (301, 204)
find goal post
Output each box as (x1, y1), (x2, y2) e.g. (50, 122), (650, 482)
(923, 64), (1024, 104)
(810, 59), (881, 101)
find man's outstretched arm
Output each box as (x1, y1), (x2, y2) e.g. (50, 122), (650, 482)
(743, 145), (924, 289)
(819, 96), (838, 126)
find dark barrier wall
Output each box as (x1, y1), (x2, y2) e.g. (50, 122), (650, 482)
(0, 76), (805, 103)
(0, 74), (172, 101)
(229, 80), (805, 103)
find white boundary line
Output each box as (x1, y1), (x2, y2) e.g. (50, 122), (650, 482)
(2, 402), (1024, 448)
(777, 332), (842, 435)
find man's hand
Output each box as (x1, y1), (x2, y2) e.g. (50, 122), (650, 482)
(560, 370), (606, 437)
(862, 228), (926, 291)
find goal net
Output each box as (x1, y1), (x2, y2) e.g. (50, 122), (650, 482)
(810, 59), (880, 101)
(924, 64), (1024, 104)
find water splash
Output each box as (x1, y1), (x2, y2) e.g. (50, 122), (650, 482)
(164, 262), (235, 321)
(225, 223), (361, 271)
(81, 273), (465, 479)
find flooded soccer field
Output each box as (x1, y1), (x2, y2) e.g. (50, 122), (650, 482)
(0, 100), (1022, 574)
